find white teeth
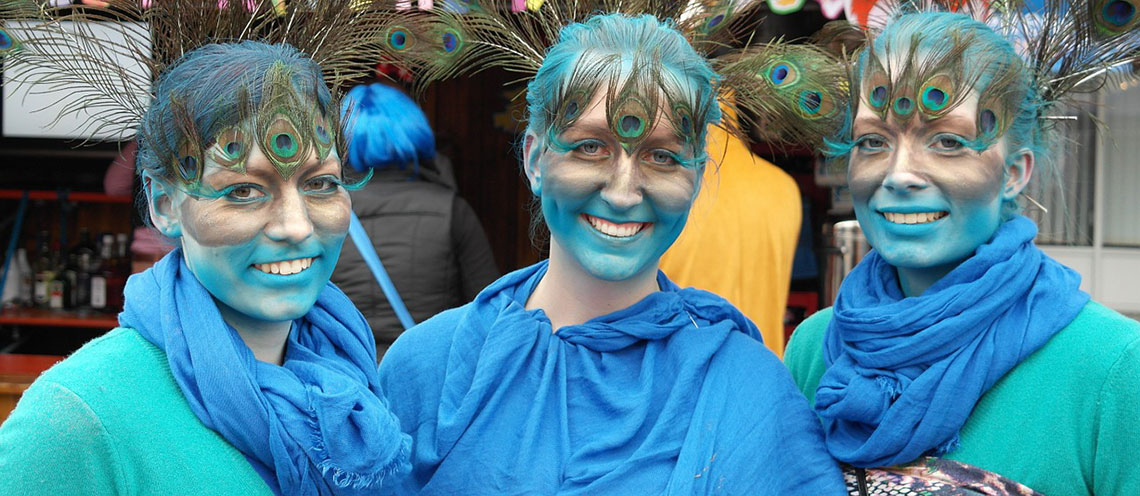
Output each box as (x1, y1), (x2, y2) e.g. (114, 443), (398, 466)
(883, 211), (947, 225)
(254, 257), (315, 275)
(585, 215), (646, 238)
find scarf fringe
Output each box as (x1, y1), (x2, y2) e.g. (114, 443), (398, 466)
(307, 404), (412, 490)
(875, 375), (903, 400)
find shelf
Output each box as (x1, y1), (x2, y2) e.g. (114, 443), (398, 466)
(0, 307), (119, 329)
(0, 189), (132, 204)
(0, 354), (62, 385)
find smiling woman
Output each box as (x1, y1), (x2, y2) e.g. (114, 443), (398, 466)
(784, 7), (1140, 495)
(377, 12), (845, 495)
(0, 35), (410, 496)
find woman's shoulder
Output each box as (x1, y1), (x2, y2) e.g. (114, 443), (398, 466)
(35, 328), (170, 397)
(1027, 301), (1140, 379)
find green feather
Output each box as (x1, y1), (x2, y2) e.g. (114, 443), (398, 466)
(718, 42), (848, 147)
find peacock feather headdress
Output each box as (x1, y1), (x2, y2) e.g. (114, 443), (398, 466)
(823, 0), (1140, 155)
(377, 0), (851, 158)
(0, 0), (412, 188)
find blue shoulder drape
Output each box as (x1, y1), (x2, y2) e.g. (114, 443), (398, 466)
(379, 261), (844, 495)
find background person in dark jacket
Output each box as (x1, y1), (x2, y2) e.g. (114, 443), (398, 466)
(332, 83), (500, 359)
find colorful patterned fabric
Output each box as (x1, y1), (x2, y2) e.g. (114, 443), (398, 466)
(843, 458), (1042, 496)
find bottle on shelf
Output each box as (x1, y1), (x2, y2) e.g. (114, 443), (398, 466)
(33, 231), (54, 308)
(62, 252), (81, 309)
(91, 233), (115, 311)
(16, 248), (33, 306)
(48, 261), (68, 310)
(1, 249), (26, 307)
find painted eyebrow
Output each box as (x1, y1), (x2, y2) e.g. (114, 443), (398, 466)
(852, 116), (891, 134)
(921, 115), (977, 136)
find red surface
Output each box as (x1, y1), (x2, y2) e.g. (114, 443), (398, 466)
(0, 354), (62, 381)
(0, 307), (119, 329)
(0, 189), (131, 204)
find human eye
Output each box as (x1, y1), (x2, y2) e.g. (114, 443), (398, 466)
(220, 183), (268, 203)
(930, 134), (966, 152)
(643, 149), (681, 167)
(303, 174), (343, 194)
(569, 139), (610, 161)
(855, 134), (889, 153)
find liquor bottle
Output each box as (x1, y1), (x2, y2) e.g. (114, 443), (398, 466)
(1, 249), (25, 307)
(62, 252), (81, 309)
(73, 229), (96, 265)
(91, 234), (115, 311)
(48, 266), (68, 310)
(16, 248), (33, 306)
(33, 231), (54, 308)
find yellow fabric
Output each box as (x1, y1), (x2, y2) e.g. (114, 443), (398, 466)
(660, 125), (801, 357)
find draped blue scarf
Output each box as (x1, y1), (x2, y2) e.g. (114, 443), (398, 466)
(816, 216), (1088, 467)
(119, 249), (410, 494)
(384, 260), (846, 494)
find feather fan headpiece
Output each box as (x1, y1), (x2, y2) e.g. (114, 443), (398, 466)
(380, 0), (850, 154)
(826, 0), (1140, 151)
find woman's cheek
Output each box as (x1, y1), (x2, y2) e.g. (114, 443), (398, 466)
(309, 193), (352, 236)
(178, 199), (263, 248)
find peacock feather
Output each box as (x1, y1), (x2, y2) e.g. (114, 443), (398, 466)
(842, 0), (1140, 144)
(0, 0), (401, 150)
(717, 41), (849, 147)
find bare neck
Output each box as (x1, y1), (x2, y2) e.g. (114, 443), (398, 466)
(216, 301), (292, 365)
(525, 239), (659, 332)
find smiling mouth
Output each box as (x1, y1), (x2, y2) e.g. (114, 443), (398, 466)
(253, 257), (314, 275)
(583, 214), (649, 238)
(881, 211), (948, 225)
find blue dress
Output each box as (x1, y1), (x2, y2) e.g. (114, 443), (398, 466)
(379, 261), (844, 495)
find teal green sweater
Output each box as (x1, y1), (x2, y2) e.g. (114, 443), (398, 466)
(784, 302), (1140, 496)
(0, 328), (272, 495)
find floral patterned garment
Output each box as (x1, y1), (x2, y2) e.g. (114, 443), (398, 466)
(843, 457), (1044, 496)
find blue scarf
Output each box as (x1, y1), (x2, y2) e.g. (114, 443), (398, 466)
(383, 261), (846, 494)
(119, 249), (410, 495)
(816, 216), (1088, 467)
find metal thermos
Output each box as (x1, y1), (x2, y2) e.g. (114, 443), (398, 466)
(822, 220), (870, 305)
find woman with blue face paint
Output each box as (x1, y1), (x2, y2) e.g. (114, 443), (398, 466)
(0, 5), (412, 492)
(783, 6), (1140, 495)
(377, 13), (845, 495)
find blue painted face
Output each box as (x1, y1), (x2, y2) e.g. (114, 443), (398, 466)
(169, 141), (350, 323)
(848, 92), (1009, 275)
(530, 92), (701, 282)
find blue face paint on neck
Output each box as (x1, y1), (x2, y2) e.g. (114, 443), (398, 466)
(536, 96), (699, 282)
(175, 143), (351, 323)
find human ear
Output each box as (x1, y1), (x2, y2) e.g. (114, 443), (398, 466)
(1002, 148), (1035, 201)
(144, 175), (182, 238)
(523, 132), (542, 195)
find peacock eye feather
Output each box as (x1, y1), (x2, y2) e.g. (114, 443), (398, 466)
(870, 85), (889, 109)
(0, 28), (17, 53)
(1094, 0), (1139, 34)
(767, 62), (799, 87)
(442, 31), (460, 53)
(893, 96), (914, 116)
(211, 127), (249, 171)
(387, 26), (414, 52)
(978, 108), (998, 136)
(313, 114), (334, 160)
(610, 90), (654, 145)
(175, 139), (204, 185)
(617, 114), (645, 139)
(261, 114), (307, 176)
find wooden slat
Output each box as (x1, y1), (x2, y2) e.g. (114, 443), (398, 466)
(0, 308), (118, 329)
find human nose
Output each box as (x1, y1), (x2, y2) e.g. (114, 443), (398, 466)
(599, 155), (644, 210)
(264, 189), (314, 244)
(881, 146), (929, 194)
